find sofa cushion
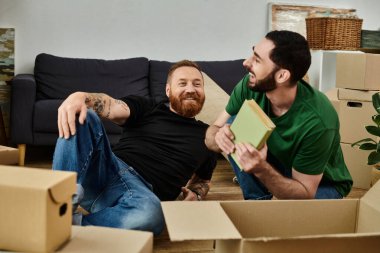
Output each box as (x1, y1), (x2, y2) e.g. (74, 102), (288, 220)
(33, 100), (122, 135)
(197, 59), (246, 94)
(35, 53), (150, 100)
(149, 59), (246, 102)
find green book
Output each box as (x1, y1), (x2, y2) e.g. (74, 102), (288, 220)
(230, 99), (276, 170)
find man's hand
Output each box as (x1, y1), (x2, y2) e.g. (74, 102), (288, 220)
(215, 124), (235, 154)
(180, 187), (199, 201)
(58, 92), (88, 139)
(235, 142), (268, 173)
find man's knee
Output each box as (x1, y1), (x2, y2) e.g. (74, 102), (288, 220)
(133, 198), (164, 236)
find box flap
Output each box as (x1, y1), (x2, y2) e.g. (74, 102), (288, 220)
(238, 232), (380, 253)
(219, 200), (357, 238)
(57, 226), (153, 253)
(0, 165), (76, 203)
(338, 88), (377, 102)
(49, 172), (77, 204)
(161, 201), (241, 241)
(0, 166), (76, 190)
(357, 180), (380, 233)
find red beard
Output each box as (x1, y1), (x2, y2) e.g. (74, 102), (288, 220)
(169, 92), (205, 118)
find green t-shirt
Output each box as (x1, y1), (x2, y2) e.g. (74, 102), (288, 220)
(226, 74), (353, 197)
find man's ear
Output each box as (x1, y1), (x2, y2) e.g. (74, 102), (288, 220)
(275, 69), (291, 84)
(165, 83), (170, 97)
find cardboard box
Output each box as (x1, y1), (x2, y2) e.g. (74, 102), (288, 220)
(338, 88), (379, 102)
(0, 145), (19, 165)
(336, 90), (377, 144)
(336, 52), (380, 90)
(57, 226), (153, 253)
(324, 88), (340, 114)
(162, 181), (380, 253)
(0, 166), (76, 253)
(341, 143), (373, 189)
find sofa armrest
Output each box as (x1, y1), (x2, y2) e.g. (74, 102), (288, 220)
(10, 74), (36, 144)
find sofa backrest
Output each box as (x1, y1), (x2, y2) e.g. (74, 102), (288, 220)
(34, 53), (150, 100)
(149, 59), (246, 102)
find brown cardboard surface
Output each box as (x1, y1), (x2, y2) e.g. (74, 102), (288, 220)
(338, 98), (376, 144)
(338, 88), (378, 102)
(195, 72), (229, 125)
(336, 53), (380, 90)
(57, 226), (153, 253)
(0, 166), (76, 253)
(161, 201), (241, 241)
(357, 179), (380, 233)
(0, 145), (19, 165)
(324, 88), (339, 114)
(341, 143), (373, 189)
(219, 200), (357, 238)
(162, 181), (380, 253)
(216, 234), (380, 253)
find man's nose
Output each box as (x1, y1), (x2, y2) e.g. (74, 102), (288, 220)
(243, 58), (252, 69)
(185, 84), (196, 92)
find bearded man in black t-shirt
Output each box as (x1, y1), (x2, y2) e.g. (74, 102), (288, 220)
(52, 60), (217, 235)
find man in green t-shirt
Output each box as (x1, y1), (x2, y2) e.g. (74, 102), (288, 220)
(205, 30), (352, 200)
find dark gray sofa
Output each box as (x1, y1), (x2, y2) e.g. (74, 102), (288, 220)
(11, 53), (246, 164)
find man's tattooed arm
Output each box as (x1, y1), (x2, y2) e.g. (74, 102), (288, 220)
(185, 174), (211, 200)
(84, 93), (113, 118)
(83, 93), (130, 124)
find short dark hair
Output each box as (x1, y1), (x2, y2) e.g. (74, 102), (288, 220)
(167, 60), (202, 83)
(265, 30), (311, 84)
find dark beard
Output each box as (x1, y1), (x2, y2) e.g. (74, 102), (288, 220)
(169, 92), (205, 118)
(249, 69), (277, 92)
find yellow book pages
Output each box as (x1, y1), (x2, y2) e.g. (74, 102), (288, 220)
(230, 99), (276, 170)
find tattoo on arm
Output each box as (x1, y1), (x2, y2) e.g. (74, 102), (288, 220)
(105, 98), (112, 118)
(115, 99), (129, 112)
(188, 183), (210, 199)
(186, 174), (210, 199)
(85, 93), (108, 117)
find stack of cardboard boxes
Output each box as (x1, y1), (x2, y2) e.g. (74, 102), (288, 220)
(328, 52), (380, 189)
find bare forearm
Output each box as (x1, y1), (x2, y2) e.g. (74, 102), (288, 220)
(205, 125), (222, 152)
(84, 93), (130, 125)
(84, 93), (112, 118)
(255, 162), (313, 199)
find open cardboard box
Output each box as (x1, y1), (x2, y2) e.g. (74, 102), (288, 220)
(57, 226), (153, 253)
(0, 166), (76, 253)
(162, 181), (380, 253)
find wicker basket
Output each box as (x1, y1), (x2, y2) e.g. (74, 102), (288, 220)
(306, 17), (363, 50)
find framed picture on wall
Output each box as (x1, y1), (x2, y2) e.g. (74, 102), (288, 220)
(0, 28), (15, 85)
(0, 28), (14, 138)
(268, 3), (356, 37)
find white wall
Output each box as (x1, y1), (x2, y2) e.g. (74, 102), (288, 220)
(1, 0), (379, 74)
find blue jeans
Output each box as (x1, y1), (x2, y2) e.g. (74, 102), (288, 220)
(53, 110), (164, 235)
(227, 116), (342, 200)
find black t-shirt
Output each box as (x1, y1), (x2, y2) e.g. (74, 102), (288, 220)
(112, 96), (217, 201)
